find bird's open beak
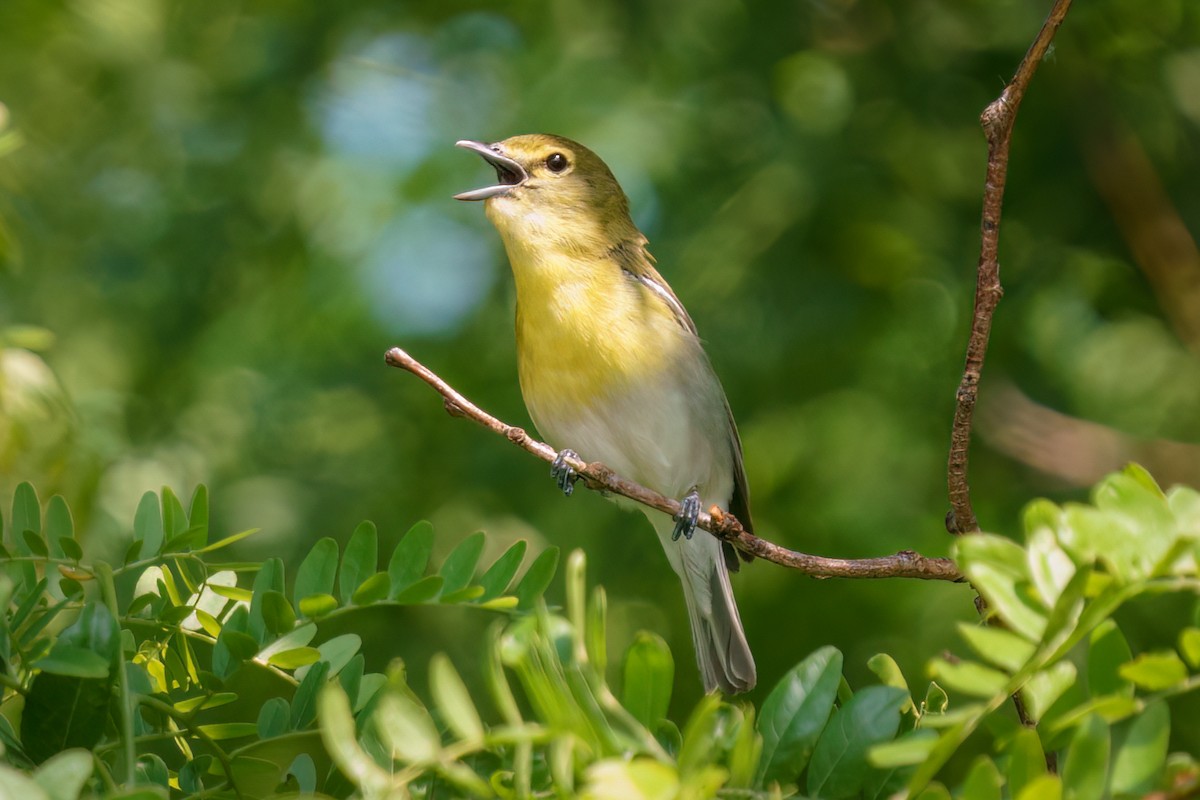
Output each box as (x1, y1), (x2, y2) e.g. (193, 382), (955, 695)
(454, 140), (528, 201)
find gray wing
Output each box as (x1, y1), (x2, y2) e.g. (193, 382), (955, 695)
(611, 239), (755, 569)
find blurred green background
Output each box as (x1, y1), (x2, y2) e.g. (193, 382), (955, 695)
(1, 0), (1198, 715)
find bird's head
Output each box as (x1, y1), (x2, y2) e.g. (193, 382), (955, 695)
(455, 134), (637, 252)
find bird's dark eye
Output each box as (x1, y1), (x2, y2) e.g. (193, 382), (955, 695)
(546, 152), (568, 173)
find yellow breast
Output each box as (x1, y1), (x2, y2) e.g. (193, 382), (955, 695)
(510, 248), (682, 423)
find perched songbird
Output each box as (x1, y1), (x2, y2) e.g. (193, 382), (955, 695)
(456, 134), (756, 693)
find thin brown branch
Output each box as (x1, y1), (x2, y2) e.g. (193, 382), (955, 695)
(386, 347), (961, 582)
(947, 0), (1074, 534)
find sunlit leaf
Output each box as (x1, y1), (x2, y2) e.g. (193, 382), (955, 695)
(1021, 662), (1076, 722)
(269, 647), (322, 669)
(31, 749), (93, 800)
(297, 593), (338, 619)
(430, 653), (484, 742)
(374, 692), (442, 764)
(928, 657), (1009, 698)
(351, 572), (390, 605)
(197, 723), (257, 740)
(621, 631), (674, 729)
(1118, 651), (1188, 691)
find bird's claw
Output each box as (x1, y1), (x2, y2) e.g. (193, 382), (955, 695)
(672, 490), (701, 541)
(551, 449), (579, 497)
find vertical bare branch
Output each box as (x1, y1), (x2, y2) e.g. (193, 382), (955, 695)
(947, 0), (1075, 534)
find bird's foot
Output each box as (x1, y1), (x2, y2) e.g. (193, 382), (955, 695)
(672, 490), (701, 541)
(551, 449), (580, 497)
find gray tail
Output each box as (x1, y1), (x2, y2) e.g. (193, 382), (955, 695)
(653, 517), (756, 694)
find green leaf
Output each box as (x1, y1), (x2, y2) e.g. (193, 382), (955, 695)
(339, 521), (377, 606)
(287, 753), (317, 794)
(1181, 628), (1200, 669)
(1119, 651), (1188, 691)
(928, 657), (1009, 698)
(387, 520), (434, 597)
(1006, 728), (1047, 800)
(756, 645), (843, 785)
(268, 647), (322, 669)
(58, 538), (82, 561)
(32, 748), (93, 800)
(439, 531), (485, 595)
(194, 527), (260, 554)
(318, 685), (393, 795)
(247, 557), (284, 643)
(21, 528), (47, 557)
(229, 756), (280, 798)
(351, 572), (390, 605)
(1110, 700), (1169, 795)
(174, 692), (237, 714)
(430, 653), (484, 742)
(21, 672), (111, 763)
(255, 622), (317, 664)
(621, 631), (674, 729)
(290, 660), (330, 730)
(1061, 715), (1109, 800)
(340, 654), (365, 709)
(957, 622), (1036, 674)
(956, 534), (1046, 641)
(867, 729), (937, 768)
(374, 692), (442, 764)
(393, 575), (444, 604)
(261, 590), (296, 636)
(297, 593), (338, 619)
(56, 601), (120, 666)
(161, 486), (188, 537)
(1017, 775), (1063, 800)
(1087, 620), (1134, 698)
(440, 585), (485, 604)
(13, 481), (41, 540)
(516, 547), (560, 610)
(866, 653), (912, 712)
(1021, 661), (1076, 722)
(188, 485), (209, 539)
(44, 497), (73, 559)
(197, 722), (258, 740)
(477, 540), (528, 601)
(257, 697), (290, 739)
(293, 537), (338, 609)
(133, 491), (163, 557)
(923, 681), (949, 714)
(33, 646), (110, 678)
(958, 756), (1002, 800)
(582, 758), (679, 800)
(807, 685), (907, 798)
(295, 633), (361, 681)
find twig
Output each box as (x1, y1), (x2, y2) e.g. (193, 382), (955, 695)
(946, 0), (1074, 534)
(386, 347), (961, 582)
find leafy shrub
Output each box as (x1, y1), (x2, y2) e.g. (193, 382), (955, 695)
(0, 466), (1198, 798)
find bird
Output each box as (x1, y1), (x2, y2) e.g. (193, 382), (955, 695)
(455, 134), (756, 694)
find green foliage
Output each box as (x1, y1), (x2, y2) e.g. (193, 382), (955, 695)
(3, 470), (1200, 798)
(0, 482), (558, 798)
